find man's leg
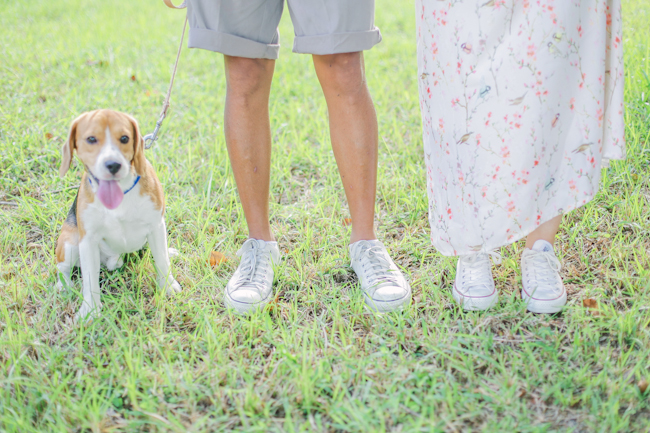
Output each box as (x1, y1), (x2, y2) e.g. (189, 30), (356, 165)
(223, 55), (276, 241)
(312, 52), (411, 312)
(222, 55), (282, 315)
(312, 52), (378, 243)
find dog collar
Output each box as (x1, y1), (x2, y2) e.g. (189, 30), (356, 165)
(85, 165), (141, 195)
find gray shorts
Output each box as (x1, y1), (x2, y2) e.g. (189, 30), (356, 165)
(186, 0), (381, 59)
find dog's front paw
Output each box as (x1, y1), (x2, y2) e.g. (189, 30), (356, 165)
(55, 272), (72, 292)
(168, 278), (182, 296)
(74, 303), (101, 324)
(160, 277), (182, 296)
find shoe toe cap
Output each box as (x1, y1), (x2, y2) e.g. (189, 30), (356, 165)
(227, 288), (264, 305)
(372, 284), (410, 302)
(456, 284), (495, 299)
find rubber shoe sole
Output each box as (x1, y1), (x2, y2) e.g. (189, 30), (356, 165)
(452, 283), (498, 311)
(224, 287), (273, 315)
(522, 289), (567, 314)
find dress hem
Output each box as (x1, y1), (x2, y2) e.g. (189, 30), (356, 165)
(431, 189), (599, 257)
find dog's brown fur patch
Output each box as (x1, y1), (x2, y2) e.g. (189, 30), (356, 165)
(138, 160), (165, 213)
(76, 173), (96, 240)
(55, 222), (79, 263)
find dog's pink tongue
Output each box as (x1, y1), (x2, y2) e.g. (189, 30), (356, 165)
(96, 180), (124, 210)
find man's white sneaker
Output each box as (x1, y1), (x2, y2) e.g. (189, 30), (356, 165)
(453, 251), (501, 311)
(349, 240), (411, 312)
(521, 240), (566, 314)
(224, 238), (281, 315)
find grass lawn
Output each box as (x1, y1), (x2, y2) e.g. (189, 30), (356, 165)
(1, 0), (650, 431)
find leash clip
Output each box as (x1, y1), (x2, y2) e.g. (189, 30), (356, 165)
(144, 112), (166, 149)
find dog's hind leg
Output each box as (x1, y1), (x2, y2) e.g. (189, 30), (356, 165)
(55, 221), (79, 291)
(102, 251), (124, 271)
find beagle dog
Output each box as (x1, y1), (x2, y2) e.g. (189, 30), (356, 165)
(55, 109), (181, 321)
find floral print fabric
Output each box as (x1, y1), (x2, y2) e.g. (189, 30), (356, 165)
(416, 0), (625, 256)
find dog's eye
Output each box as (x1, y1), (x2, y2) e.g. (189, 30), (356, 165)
(86, 136), (97, 144)
(120, 135), (129, 144)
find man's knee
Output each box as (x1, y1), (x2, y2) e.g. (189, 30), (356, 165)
(224, 56), (275, 97)
(314, 52), (365, 95)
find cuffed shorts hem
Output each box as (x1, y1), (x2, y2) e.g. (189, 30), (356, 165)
(188, 28), (280, 59)
(292, 27), (382, 55)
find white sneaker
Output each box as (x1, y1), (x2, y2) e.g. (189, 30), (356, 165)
(521, 240), (567, 314)
(349, 240), (411, 312)
(452, 251), (501, 311)
(224, 238), (281, 315)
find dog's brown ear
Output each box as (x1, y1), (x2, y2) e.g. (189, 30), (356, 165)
(59, 113), (85, 178)
(126, 114), (146, 176)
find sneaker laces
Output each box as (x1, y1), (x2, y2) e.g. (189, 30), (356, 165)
(355, 243), (399, 293)
(459, 251), (501, 289)
(525, 250), (562, 294)
(231, 242), (271, 294)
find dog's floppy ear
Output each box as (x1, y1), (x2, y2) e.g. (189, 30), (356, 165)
(126, 114), (146, 176)
(59, 113), (86, 178)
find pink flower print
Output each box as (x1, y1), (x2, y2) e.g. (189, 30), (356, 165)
(569, 98), (575, 111)
(492, 165), (501, 180)
(527, 44), (536, 59)
(506, 200), (516, 217)
(461, 42), (472, 54)
(500, 146), (510, 159)
(569, 179), (577, 191)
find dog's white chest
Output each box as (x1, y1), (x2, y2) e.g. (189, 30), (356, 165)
(82, 190), (162, 254)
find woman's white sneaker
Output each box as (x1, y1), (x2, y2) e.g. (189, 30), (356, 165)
(349, 240), (411, 312)
(224, 238), (281, 315)
(521, 240), (567, 314)
(453, 251), (501, 311)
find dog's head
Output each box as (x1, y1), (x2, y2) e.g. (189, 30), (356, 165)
(59, 109), (146, 180)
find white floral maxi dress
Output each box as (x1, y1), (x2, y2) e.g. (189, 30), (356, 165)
(416, 0), (625, 256)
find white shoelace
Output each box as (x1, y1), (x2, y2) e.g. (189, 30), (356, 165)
(231, 243), (271, 294)
(459, 251), (502, 289)
(355, 244), (399, 293)
(525, 250), (562, 294)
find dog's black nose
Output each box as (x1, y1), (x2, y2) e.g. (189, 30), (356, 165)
(105, 161), (122, 175)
